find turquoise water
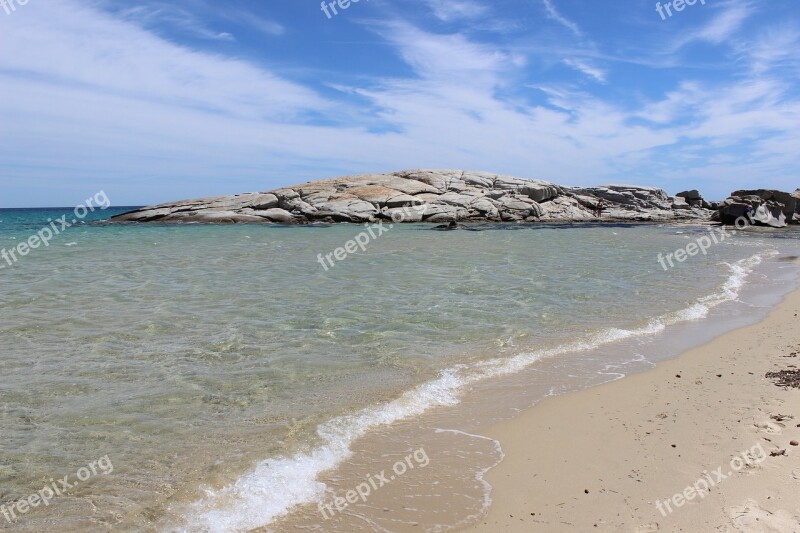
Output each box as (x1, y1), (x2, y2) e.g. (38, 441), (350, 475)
(1, 208), (799, 531)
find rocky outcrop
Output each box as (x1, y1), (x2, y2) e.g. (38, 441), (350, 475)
(561, 184), (709, 221)
(112, 170), (716, 225)
(677, 190), (717, 210)
(794, 189), (800, 217)
(716, 189), (798, 228)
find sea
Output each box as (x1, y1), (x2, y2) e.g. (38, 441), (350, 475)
(1, 206), (799, 532)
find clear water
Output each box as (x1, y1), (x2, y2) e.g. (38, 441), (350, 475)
(1, 208), (799, 531)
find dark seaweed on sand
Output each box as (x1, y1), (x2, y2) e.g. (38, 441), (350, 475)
(765, 369), (800, 389)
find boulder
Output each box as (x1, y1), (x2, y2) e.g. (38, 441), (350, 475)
(469, 198), (501, 218)
(381, 205), (429, 223)
(245, 193), (279, 210)
(671, 197), (691, 210)
(732, 189), (796, 221)
(184, 211), (265, 223)
(569, 185), (672, 210)
(256, 208), (296, 223)
(719, 202), (750, 222)
(314, 199), (378, 222)
(677, 190), (702, 201)
(539, 196), (594, 221)
(795, 189), (800, 217)
(279, 197), (318, 217)
(521, 183), (559, 202)
(588, 187), (638, 205)
(718, 189), (797, 226)
(493, 175), (530, 191)
(750, 203), (787, 228)
(676, 190), (705, 207)
(460, 171), (495, 189)
(421, 204), (469, 223)
(497, 195), (536, 214)
(437, 192), (478, 209)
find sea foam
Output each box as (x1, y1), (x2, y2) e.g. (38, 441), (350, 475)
(180, 252), (773, 532)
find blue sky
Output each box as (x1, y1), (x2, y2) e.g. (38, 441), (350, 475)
(1, 0), (798, 207)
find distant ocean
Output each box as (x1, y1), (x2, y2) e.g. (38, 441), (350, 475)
(1, 207), (799, 531)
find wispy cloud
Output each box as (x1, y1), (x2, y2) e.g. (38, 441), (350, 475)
(696, 2), (752, 43)
(672, 1), (753, 50)
(0, 2), (327, 119)
(423, 0), (488, 22)
(740, 25), (800, 74)
(372, 21), (515, 86)
(542, 0), (582, 37)
(225, 11), (285, 36)
(118, 4), (234, 41)
(563, 58), (606, 83)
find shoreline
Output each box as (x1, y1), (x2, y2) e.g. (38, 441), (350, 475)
(462, 285), (800, 532)
(257, 251), (799, 533)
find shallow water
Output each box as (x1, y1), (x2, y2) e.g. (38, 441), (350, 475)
(1, 210), (799, 531)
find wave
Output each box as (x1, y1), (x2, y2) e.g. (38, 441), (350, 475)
(177, 251), (775, 532)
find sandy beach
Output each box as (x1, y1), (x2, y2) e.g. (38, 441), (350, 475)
(5, 1), (800, 530)
(464, 287), (800, 532)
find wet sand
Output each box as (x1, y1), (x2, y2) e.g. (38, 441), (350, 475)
(463, 288), (800, 532)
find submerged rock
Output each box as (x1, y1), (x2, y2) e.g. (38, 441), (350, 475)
(112, 170), (716, 225)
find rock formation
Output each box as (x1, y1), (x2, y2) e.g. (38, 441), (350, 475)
(676, 190), (717, 210)
(716, 189), (798, 228)
(794, 189), (800, 217)
(112, 170), (716, 225)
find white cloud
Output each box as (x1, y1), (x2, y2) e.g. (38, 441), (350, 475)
(1, 0), (799, 206)
(672, 1), (753, 50)
(542, 0), (582, 37)
(117, 4), (234, 41)
(563, 58), (607, 83)
(740, 25), (800, 74)
(0, 1), (326, 120)
(373, 21), (515, 87)
(423, 0), (488, 22)
(696, 2), (752, 43)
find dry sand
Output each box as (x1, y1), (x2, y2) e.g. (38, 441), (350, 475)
(463, 289), (800, 532)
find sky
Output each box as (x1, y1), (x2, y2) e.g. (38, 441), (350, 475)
(1, 0), (799, 207)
